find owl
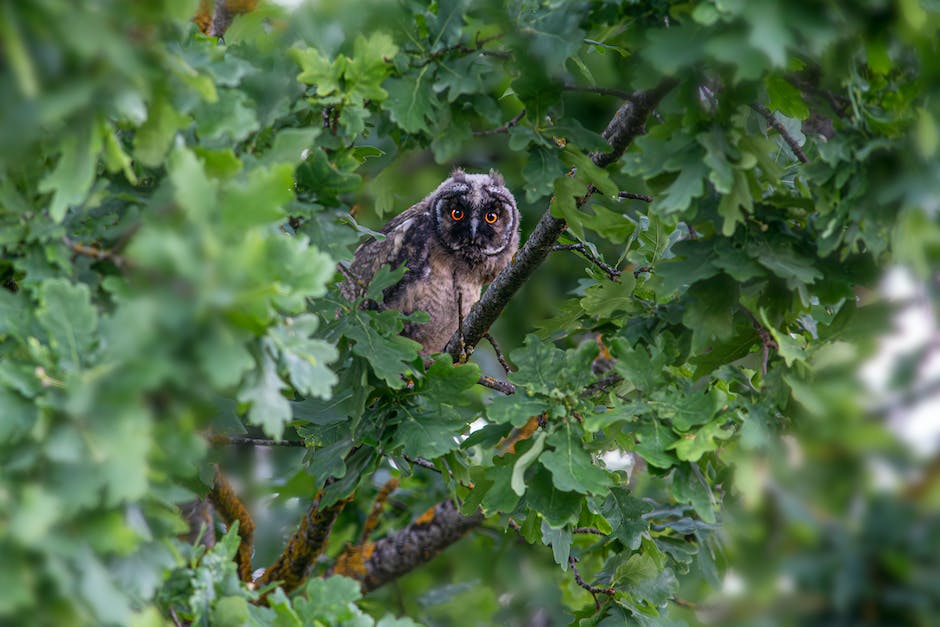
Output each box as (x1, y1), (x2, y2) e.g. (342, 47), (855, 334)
(341, 169), (520, 355)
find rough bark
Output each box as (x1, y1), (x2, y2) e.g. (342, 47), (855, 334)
(343, 500), (484, 593)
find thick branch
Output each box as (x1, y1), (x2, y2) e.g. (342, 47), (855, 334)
(444, 78), (677, 360)
(256, 494), (351, 593)
(346, 500), (483, 593)
(207, 466), (255, 582)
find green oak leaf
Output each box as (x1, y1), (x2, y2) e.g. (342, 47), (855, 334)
(526, 464), (581, 527)
(261, 127), (321, 166)
(486, 392), (550, 427)
(600, 487), (652, 550)
(36, 279), (98, 368)
(540, 427), (613, 495)
(383, 68), (436, 133)
(134, 93), (191, 167)
(219, 163), (295, 229)
(238, 350), (292, 440)
(667, 421), (733, 462)
(268, 314), (339, 399)
(541, 520), (572, 569)
(509, 335), (567, 395)
(671, 462), (717, 523)
(766, 75), (809, 120)
(396, 405), (464, 459)
(581, 275), (636, 318)
(667, 387), (727, 432)
(38, 123), (102, 222)
(339, 309), (422, 388)
(681, 275), (739, 351)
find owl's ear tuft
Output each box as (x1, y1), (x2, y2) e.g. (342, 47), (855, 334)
(449, 167), (467, 181)
(487, 169), (505, 186)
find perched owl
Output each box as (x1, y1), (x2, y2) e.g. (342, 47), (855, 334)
(341, 169), (520, 355)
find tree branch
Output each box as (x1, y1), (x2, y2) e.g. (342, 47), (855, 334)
(484, 332), (513, 374)
(207, 466), (255, 582)
(413, 33), (507, 68)
(618, 191), (653, 202)
(478, 375), (516, 395)
(568, 556), (615, 609)
(256, 493), (351, 594)
(739, 305), (778, 377)
(552, 243), (621, 281)
(444, 78), (678, 360)
(563, 83), (632, 99)
(340, 500), (484, 593)
(474, 109), (526, 136)
(208, 433), (307, 447)
(749, 103), (809, 164)
(62, 235), (127, 268)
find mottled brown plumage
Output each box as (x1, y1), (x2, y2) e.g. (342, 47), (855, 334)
(341, 170), (520, 355)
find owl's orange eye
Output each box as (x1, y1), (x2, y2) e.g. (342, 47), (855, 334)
(450, 208), (464, 221)
(485, 211), (499, 224)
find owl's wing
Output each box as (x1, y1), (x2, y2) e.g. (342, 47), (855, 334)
(342, 204), (431, 301)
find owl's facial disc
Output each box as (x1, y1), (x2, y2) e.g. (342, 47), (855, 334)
(435, 194), (513, 259)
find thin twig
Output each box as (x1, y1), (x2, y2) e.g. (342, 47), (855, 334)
(563, 84), (632, 99)
(739, 305), (778, 377)
(474, 109), (526, 136)
(568, 556), (616, 609)
(572, 527), (606, 536)
(413, 33), (506, 68)
(209, 434), (307, 447)
(580, 373), (624, 398)
(62, 236), (127, 268)
(169, 608), (183, 627)
(552, 244), (621, 281)
(750, 103), (809, 163)
(478, 375), (516, 395)
(484, 332), (513, 374)
(403, 455), (440, 473)
(618, 191), (653, 202)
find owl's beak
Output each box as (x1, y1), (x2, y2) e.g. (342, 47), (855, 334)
(469, 217), (479, 240)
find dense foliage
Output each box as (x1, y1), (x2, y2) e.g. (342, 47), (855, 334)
(1, 1), (939, 625)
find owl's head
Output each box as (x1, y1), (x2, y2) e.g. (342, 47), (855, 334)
(430, 169), (519, 261)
